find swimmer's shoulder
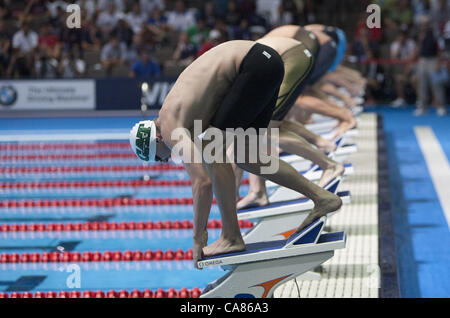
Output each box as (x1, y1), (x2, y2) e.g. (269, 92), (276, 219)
(265, 25), (300, 38)
(195, 40), (256, 76)
(202, 40), (256, 59)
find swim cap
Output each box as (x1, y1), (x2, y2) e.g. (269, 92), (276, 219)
(129, 120), (157, 162)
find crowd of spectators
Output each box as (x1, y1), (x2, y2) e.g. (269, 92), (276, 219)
(0, 0), (366, 79)
(350, 0), (449, 109)
(0, 0), (448, 107)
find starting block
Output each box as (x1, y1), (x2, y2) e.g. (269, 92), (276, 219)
(199, 216), (347, 298)
(239, 178), (350, 244)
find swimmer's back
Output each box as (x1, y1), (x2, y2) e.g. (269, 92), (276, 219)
(256, 36), (303, 56)
(161, 40), (256, 130)
(265, 25), (300, 39)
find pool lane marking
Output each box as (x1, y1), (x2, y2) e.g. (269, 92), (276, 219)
(414, 126), (450, 229)
(0, 131), (129, 142)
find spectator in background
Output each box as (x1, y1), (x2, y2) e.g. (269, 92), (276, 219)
(46, 0), (68, 19)
(390, 29), (417, 107)
(352, 17), (380, 62)
(196, 29), (226, 57)
(430, 0), (450, 34)
(186, 17), (210, 46)
(101, 34), (127, 76)
(126, 33), (146, 65)
(388, 0), (413, 27)
(444, 20), (450, 53)
(126, 1), (147, 34)
(7, 19), (38, 77)
(129, 49), (161, 78)
(147, 6), (169, 43)
(97, 0), (124, 13)
(225, 0), (241, 27)
(58, 48), (86, 78)
(276, 0), (297, 26)
(23, 0), (51, 19)
(415, 18), (446, 116)
(76, 0), (96, 19)
(140, 0), (165, 17)
(167, 0), (196, 32)
(12, 19), (38, 55)
(239, 0), (256, 20)
(199, 1), (216, 29)
(38, 24), (60, 59)
(114, 15), (134, 47)
(81, 12), (104, 50)
(229, 18), (252, 40)
(170, 31), (198, 67)
(34, 47), (58, 78)
(0, 0), (12, 20)
(97, 2), (120, 34)
(0, 20), (11, 75)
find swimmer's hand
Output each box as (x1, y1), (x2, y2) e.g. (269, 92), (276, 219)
(193, 230), (208, 270)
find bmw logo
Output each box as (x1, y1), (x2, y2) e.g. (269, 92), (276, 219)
(0, 86), (17, 107)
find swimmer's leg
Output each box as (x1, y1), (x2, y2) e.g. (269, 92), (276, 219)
(293, 95), (356, 139)
(235, 137), (342, 232)
(202, 160), (245, 257)
(276, 127), (344, 188)
(280, 119), (336, 153)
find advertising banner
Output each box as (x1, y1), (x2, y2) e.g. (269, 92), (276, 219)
(0, 80), (96, 111)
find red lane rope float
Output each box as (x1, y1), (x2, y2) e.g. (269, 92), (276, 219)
(0, 287), (202, 298)
(0, 164), (184, 174)
(1, 153), (139, 160)
(0, 179), (249, 189)
(0, 142), (130, 151)
(0, 248), (193, 263)
(0, 219), (253, 232)
(0, 197), (197, 208)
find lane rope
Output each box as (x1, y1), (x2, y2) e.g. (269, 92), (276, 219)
(0, 219), (253, 232)
(0, 248), (195, 263)
(0, 287), (202, 298)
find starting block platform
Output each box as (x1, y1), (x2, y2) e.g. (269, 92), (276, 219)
(198, 217), (347, 298)
(237, 178), (350, 244)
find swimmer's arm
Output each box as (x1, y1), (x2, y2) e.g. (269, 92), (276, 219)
(183, 146), (213, 269)
(183, 162), (213, 239)
(161, 123), (214, 241)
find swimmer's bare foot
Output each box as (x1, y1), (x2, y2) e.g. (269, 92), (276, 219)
(332, 117), (357, 139)
(296, 194), (342, 233)
(236, 191), (269, 210)
(316, 138), (337, 154)
(202, 235), (245, 257)
(317, 162), (345, 188)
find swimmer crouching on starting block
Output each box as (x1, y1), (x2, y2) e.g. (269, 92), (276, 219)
(129, 40), (342, 268)
(233, 36), (345, 210)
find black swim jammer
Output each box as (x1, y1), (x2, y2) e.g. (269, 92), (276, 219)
(210, 43), (285, 131)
